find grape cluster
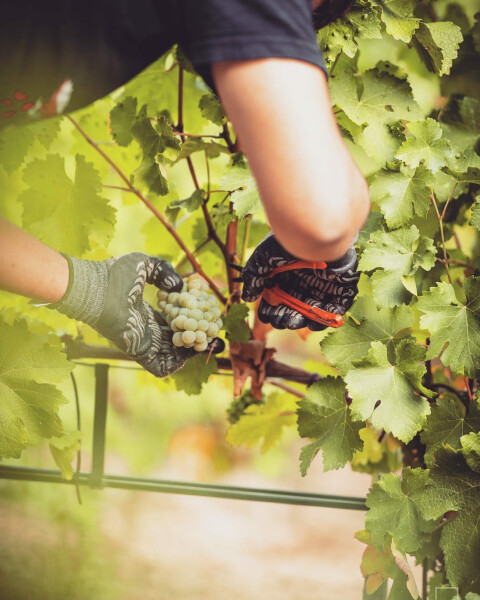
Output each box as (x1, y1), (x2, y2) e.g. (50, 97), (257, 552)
(157, 273), (223, 351)
(227, 390), (265, 424)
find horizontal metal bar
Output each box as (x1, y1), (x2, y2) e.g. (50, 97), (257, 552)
(0, 465), (367, 511)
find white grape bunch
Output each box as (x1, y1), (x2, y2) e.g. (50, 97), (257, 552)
(157, 273), (223, 351)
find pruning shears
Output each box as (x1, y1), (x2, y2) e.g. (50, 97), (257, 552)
(231, 260), (345, 329)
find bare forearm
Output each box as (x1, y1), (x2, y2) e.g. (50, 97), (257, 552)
(0, 217), (69, 303)
(212, 58), (370, 261)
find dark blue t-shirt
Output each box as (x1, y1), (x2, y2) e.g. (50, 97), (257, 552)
(0, 0), (326, 126)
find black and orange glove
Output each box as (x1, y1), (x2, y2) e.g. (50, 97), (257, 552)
(240, 234), (359, 331)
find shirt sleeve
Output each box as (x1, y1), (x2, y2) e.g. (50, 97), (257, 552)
(173, 0), (327, 93)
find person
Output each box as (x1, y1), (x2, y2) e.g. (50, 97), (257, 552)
(0, 0), (370, 376)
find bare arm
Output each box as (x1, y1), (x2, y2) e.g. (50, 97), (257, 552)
(0, 217), (68, 302)
(212, 58), (370, 262)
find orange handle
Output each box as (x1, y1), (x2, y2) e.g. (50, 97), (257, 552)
(269, 260), (327, 276)
(262, 285), (344, 328)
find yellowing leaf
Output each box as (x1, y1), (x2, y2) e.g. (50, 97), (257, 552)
(226, 392), (297, 453)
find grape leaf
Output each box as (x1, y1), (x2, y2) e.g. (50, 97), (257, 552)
(20, 153), (116, 256)
(416, 279), (480, 378)
(220, 165), (261, 219)
(109, 96), (137, 146)
(461, 432), (480, 473)
(224, 303), (250, 343)
(345, 340), (433, 442)
(131, 105), (169, 195)
(297, 377), (364, 474)
(49, 431), (81, 480)
(396, 119), (455, 173)
(414, 21), (463, 76)
(358, 121), (404, 163)
(0, 126), (35, 173)
(365, 468), (448, 554)
(330, 68), (421, 129)
(198, 94), (226, 126)
(176, 138), (229, 161)
(321, 295), (414, 373)
(439, 96), (480, 152)
(226, 392), (297, 453)
(29, 117), (62, 150)
(421, 394), (480, 467)
(0, 319), (73, 458)
(420, 446), (480, 590)
(370, 165), (434, 229)
(372, 0), (420, 43)
(171, 354), (217, 396)
(359, 225), (437, 307)
(352, 426), (402, 475)
(170, 189), (205, 213)
(445, 149), (480, 184)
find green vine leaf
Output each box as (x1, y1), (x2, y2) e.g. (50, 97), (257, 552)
(224, 303), (250, 343)
(413, 21), (464, 76)
(421, 394), (480, 468)
(359, 225), (437, 307)
(321, 295), (414, 373)
(366, 468), (448, 554)
(109, 96), (137, 146)
(297, 377), (364, 474)
(396, 119), (455, 173)
(19, 153), (116, 256)
(198, 94), (226, 126)
(0, 319), (73, 459)
(330, 68), (421, 130)
(372, 0), (420, 43)
(370, 165), (434, 229)
(419, 445), (480, 590)
(345, 340), (433, 443)
(171, 354), (217, 395)
(226, 392), (297, 453)
(417, 278), (480, 378)
(220, 165), (261, 219)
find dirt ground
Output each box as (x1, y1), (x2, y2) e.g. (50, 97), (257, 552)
(96, 459), (373, 600)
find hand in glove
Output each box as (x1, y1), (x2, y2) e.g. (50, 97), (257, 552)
(241, 234), (359, 330)
(49, 252), (195, 376)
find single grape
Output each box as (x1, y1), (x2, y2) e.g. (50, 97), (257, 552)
(174, 314), (187, 329)
(168, 292), (180, 304)
(197, 319), (209, 332)
(164, 303), (174, 314)
(189, 308), (203, 321)
(172, 332), (184, 347)
(182, 330), (196, 345)
(211, 307), (222, 320)
(185, 299), (197, 310)
(203, 311), (214, 322)
(170, 306), (180, 318)
(195, 330), (207, 343)
(184, 318), (198, 331)
(215, 318), (223, 329)
(158, 300), (167, 311)
(179, 308), (190, 317)
(194, 340), (208, 352)
(157, 290), (169, 301)
(207, 323), (219, 338)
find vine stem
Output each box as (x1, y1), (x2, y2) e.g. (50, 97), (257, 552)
(437, 258), (474, 270)
(431, 191), (452, 285)
(266, 379), (305, 399)
(66, 114), (226, 304)
(174, 67), (231, 279)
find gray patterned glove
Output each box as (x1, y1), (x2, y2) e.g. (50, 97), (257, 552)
(241, 234), (359, 331)
(49, 252), (195, 376)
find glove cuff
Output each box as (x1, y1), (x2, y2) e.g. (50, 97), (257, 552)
(47, 255), (110, 327)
